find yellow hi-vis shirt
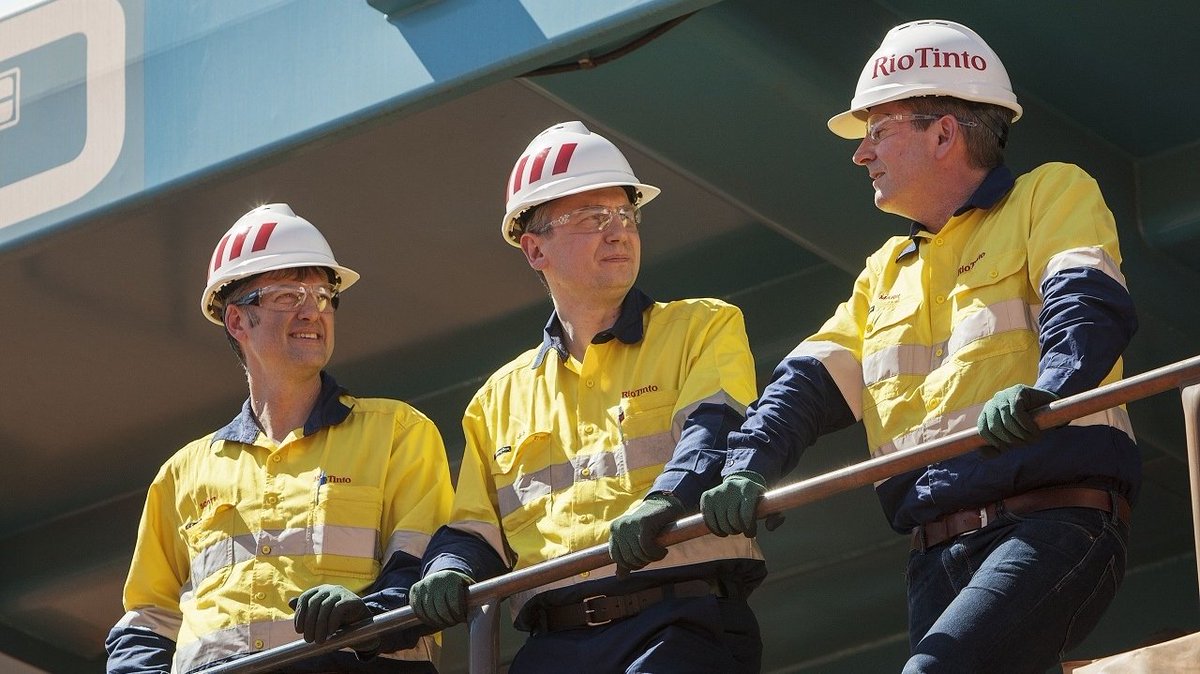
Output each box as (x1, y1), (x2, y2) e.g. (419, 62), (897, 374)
(814, 163), (1132, 457)
(114, 375), (452, 673)
(439, 291), (764, 620)
(726, 162), (1139, 531)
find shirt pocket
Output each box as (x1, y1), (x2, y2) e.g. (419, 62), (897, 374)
(181, 502), (239, 600)
(306, 484), (383, 580)
(947, 249), (1036, 364)
(864, 296), (922, 343)
(491, 431), (555, 536)
(618, 389), (680, 493)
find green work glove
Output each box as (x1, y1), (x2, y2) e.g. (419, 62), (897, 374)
(408, 569), (473, 630)
(700, 471), (784, 538)
(290, 584), (379, 651)
(608, 493), (686, 574)
(976, 384), (1060, 456)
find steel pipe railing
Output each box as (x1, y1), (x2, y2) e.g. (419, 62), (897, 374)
(209, 354), (1200, 674)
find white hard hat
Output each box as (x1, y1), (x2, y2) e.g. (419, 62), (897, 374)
(501, 121), (660, 247)
(200, 203), (360, 325)
(828, 19), (1022, 139)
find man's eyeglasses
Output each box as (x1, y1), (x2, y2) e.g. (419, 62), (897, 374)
(546, 205), (641, 235)
(865, 113), (978, 143)
(230, 282), (340, 314)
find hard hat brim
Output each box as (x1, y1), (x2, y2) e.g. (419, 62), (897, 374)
(200, 258), (360, 325)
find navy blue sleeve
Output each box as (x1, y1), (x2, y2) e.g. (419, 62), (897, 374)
(359, 550), (434, 651)
(722, 355), (856, 485)
(105, 625), (175, 674)
(650, 402), (746, 510)
(1035, 268), (1137, 397)
(421, 526), (510, 581)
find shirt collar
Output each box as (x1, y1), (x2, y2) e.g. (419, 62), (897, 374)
(896, 164), (1016, 262)
(211, 371), (352, 446)
(532, 288), (654, 369)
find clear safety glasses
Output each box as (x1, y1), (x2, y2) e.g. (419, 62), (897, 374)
(864, 112), (978, 143)
(546, 204), (642, 235)
(231, 282), (340, 314)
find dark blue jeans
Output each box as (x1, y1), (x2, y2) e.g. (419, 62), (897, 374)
(903, 504), (1129, 674)
(510, 594), (761, 674)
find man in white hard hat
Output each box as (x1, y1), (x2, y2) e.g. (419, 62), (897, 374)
(408, 122), (767, 672)
(700, 19), (1138, 673)
(105, 204), (454, 674)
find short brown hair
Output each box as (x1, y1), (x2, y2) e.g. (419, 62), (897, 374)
(902, 96), (1010, 169)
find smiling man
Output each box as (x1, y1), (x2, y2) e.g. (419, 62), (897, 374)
(699, 20), (1139, 674)
(408, 122), (767, 673)
(106, 204), (453, 674)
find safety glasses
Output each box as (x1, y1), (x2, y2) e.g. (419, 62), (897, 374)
(865, 112), (978, 143)
(546, 204), (641, 235)
(231, 282), (340, 314)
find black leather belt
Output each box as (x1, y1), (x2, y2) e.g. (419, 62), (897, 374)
(535, 580), (716, 632)
(911, 486), (1132, 552)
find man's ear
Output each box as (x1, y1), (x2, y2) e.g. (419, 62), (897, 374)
(520, 233), (548, 272)
(932, 115), (959, 159)
(225, 305), (250, 341)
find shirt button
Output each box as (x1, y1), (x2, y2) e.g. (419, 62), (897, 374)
(272, 455), (281, 463)
(934, 238), (944, 246)
(865, 324), (874, 332)
(586, 379), (594, 388)
(580, 513), (594, 523)
(583, 424), (595, 435)
(580, 571), (590, 579)
(254, 640), (264, 649)
(254, 591), (266, 601)
(261, 545), (272, 555)
(990, 270), (998, 278)
(935, 348), (944, 357)
(265, 495), (277, 505)
(580, 468), (591, 478)
(936, 295), (945, 304)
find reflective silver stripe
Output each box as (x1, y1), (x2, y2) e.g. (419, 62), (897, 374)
(1042, 246), (1127, 290)
(384, 530), (431, 560)
(789, 341), (863, 420)
(449, 520), (508, 565)
(622, 431), (676, 473)
(175, 618), (436, 673)
(945, 297), (1035, 355)
(863, 344), (933, 387)
(115, 606), (181, 640)
(188, 526), (378, 589)
(871, 403), (1135, 463)
(872, 404), (985, 459)
(496, 435), (678, 519)
(1070, 405), (1135, 441)
(312, 524), (378, 562)
(672, 391), (748, 437)
(862, 298), (1036, 388)
(507, 533), (763, 618)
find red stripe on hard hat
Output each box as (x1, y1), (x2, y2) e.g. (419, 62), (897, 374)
(528, 147), (552, 184)
(228, 227), (250, 261)
(552, 143), (577, 175)
(511, 155), (530, 197)
(212, 233), (231, 272)
(251, 222), (277, 252)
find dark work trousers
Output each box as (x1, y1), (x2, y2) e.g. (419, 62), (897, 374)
(510, 594), (761, 674)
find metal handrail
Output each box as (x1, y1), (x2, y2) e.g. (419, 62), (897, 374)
(208, 354), (1200, 674)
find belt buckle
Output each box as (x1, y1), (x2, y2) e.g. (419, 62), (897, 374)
(582, 594), (611, 626)
(960, 507), (989, 539)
